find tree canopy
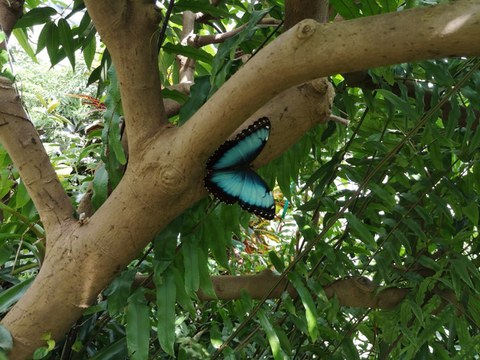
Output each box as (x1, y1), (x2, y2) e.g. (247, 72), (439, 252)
(0, 0), (479, 359)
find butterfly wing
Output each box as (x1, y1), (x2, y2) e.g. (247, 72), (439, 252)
(204, 117), (275, 219)
(207, 117), (270, 171)
(205, 168), (275, 219)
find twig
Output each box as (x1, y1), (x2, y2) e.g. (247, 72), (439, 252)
(329, 114), (349, 126)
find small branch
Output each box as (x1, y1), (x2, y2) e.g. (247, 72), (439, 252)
(188, 19), (281, 48)
(188, 25), (245, 48)
(0, 78), (74, 237)
(177, 11), (196, 83)
(329, 114), (349, 126)
(84, 0), (168, 160)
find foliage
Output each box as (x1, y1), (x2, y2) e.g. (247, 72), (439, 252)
(1, 0), (480, 359)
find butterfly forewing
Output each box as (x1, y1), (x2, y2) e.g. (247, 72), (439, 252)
(208, 118), (270, 170)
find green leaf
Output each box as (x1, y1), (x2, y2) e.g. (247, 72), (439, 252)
(408, 299), (424, 327)
(183, 236), (200, 296)
(33, 346), (49, 359)
(469, 121), (480, 154)
(173, 267), (195, 315)
(269, 251), (285, 272)
(205, 214), (229, 269)
(162, 43), (213, 64)
(377, 89), (416, 119)
(105, 269), (136, 316)
(14, 7), (57, 28)
(0, 277), (34, 313)
(45, 22), (60, 65)
(287, 272), (319, 342)
(174, 0), (230, 17)
(162, 88), (189, 104)
(0, 325), (12, 351)
(83, 32), (96, 69)
(462, 201), (479, 226)
(380, 0), (399, 12)
(91, 164), (108, 210)
(102, 66), (127, 184)
(330, 0), (361, 19)
(89, 338), (127, 360)
(344, 213), (376, 248)
(15, 181), (31, 208)
(417, 255), (441, 273)
(450, 258), (474, 289)
(257, 310), (287, 360)
(58, 18), (75, 70)
(341, 336), (360, 359)
(12, 28), (38, 63)
(179, 76), (211, 123)
(198, 245), (217, 299)
(126, 289), (150, 360)
(155, 267), (176, 356)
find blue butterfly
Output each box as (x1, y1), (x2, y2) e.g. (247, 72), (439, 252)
(204, 117), (275, 219)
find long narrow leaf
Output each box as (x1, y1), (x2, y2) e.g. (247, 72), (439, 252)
(0, 277), (34, 314)
(89, 338), (127, 360)
(155, 267), (176, 356)
(287, 272), (319, 342)
(126, 289), (150, 360)
(344, 213), (376, 248)
(257, 310), (286, 360)
(58, 18), (75, 69)
(12, 28), (38, 63)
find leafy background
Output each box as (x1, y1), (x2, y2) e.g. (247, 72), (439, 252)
(0, 0), (479, 359)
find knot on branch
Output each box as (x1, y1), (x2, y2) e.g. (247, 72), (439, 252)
(295, 19), (317, 39)
(158, 164), (186, 194)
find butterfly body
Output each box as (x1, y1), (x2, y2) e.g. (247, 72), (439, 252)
(204, 117), (275, 219)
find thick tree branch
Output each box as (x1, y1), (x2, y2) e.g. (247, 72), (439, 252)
(84, 0), (168, 158)
(179, 0), (480, 169)
(0, 78), (74, 235)
(135, 273), (461, 313)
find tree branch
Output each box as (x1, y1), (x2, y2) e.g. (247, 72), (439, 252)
(135, 272), (462, 313)
(0, 0), (23, 41)
(177, 11), (196, 83)
(178, 0), (480, 169)
(84, 0), (168, 159)
(0, 78), (74, 236)
(188, 19), (281, 48)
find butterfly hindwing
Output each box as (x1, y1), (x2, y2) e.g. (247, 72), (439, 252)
(205, 169), (274, 219)
(204, 117), (275, 219)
